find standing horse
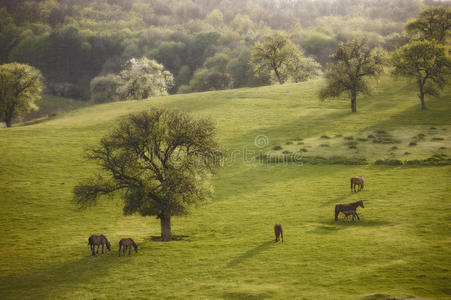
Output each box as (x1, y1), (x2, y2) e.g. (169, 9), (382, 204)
(274, 224), (283, 243)
(335, 200), (364, 221)
(118, 238), (138, 256)
(350, 176), (364, 192)
(88, 234), (111, 256)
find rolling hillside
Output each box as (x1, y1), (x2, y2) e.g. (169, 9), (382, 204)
(0, 76), (450, 299)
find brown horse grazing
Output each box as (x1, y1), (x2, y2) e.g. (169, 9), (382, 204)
(274, 224), (283, 243)
(335, 200), (364, 221)
(118, 238), (138, 256)
(88, 234), (111, 256)
(350, 176), (364, 192)
(342, 210), (358, 221)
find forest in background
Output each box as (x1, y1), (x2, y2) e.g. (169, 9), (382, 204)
(0, 0), (449, 99)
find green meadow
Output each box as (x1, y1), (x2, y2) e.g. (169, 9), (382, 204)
(0, 76), (450, 299)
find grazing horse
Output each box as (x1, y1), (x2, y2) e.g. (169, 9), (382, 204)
(350, 176), (364, 192)
(119, 238), (138, 256)
(88, 234), (111, 256)
(274, 224), (283, 243)
(335, 200), (364, 221)
(341, 210), (358, 221)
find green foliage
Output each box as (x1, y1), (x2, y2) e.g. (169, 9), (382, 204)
(405, 7), (451, 43)
(89, 74), (120, 103)
(251, 33), (303, 84)
(391, 40), (451, 110)
(287, 56), (322, 83)
(0, 62), (43, 127)
(320, 39), (385, 112)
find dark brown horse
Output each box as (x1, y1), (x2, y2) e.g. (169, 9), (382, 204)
(274, 224), (283, 243)
(350, 176), (364, 192)
(88, 234), (111, 256)
(118, 238), (138, 256)
(335, 200), (364, 221)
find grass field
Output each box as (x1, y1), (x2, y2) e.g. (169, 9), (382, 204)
(0, 76), (450, 299)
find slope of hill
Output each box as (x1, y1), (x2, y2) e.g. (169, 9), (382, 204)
(0, 76), (450, 299)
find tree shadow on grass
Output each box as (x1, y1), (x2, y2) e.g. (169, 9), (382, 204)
(226, 240), (274, 267)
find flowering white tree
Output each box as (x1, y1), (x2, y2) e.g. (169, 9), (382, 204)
(116, 57), (174, 100)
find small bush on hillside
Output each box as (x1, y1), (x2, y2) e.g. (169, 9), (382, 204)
(404, 151), (410, 155)
(375, 159), (403, 166)
(297, 141), (304, 145)
(432, 137), (444, 141)
(430, 127), (436, 130)
(294, 137), (303, 141)
(409, 142), (417, 146)
(345, 141), (358, 146)
(320, 143), (330, 147)
(90, 74), (121, 103)
(300, 148), (308, 152)
(368, 135), (375, 138)
(272, 145), (282, 150)
(357, 138), (368, 142)
(391, 146), (398, 150)
(344, 136), (353, 140)
(320, 135), (330, 139)
(285, 141), (293, 145)
(282, 150), (291, 154)
(335, 134), (343, 138)
(439, 147), (446, 150)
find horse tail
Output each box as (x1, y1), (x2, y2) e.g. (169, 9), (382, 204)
(88, 236), (92, 245)
(335, 205), (340, 221)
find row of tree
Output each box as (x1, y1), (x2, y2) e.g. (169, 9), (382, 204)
(0, 0), (445, 99)
(319, 7), (451, 112)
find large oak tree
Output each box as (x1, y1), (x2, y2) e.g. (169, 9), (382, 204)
(74, 108), (223, 241)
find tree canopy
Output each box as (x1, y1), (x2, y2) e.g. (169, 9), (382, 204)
(0, 62), (43, 127)
(391, 40), (451, 110)
(251, 33), (303, 84)
(320, 39), (385, 112)
(73, 108), (223, 241)
(406, 7), (451, 43)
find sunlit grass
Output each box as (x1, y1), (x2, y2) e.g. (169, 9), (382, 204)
(0, 76), (450, 299)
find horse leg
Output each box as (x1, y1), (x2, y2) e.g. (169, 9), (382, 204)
(91, 245), (95, 256)
(355, 212), (360, 220)
(102, 244), (104, 254)
(129, 245), (131, 256)
(123, 245), (126, 256)
(118, 245), (121, 257)
(96, 245), (99, 254)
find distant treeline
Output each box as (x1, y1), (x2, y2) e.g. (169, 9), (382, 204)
(0, 0), (448, 99)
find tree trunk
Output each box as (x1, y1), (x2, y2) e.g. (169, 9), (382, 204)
(351, 90), (357, 113)
(274, 68), (283, 84)
(419, 82), (427, 110)
(5, 118), (12, 127)
(160, 214), (172, 241)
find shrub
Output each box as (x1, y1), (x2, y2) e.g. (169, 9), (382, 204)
(320, 143), (330, 147)
(297, 141), (304, 145)
(439, 147), (446, 150)
(431, 137), (444, 141)
(345, 141), (358, 146)
(344, 136), (353, 140)
(300, 148), (308, 152)
(409, 142), (417, 146)
(430, 127), (436, 130)
(404, 152), (410, 155)
(374, 159), (403, 166)
(391, 146), (398, 150)
(285, 141), (293, 145)
(320, 135), (330, 139)
(368, 135), (375, 138)
(294, 137), (303, 141)
(328, 156), (368, 165)
(357, 138), (368, 142)
(272, 145), (282, 150)
(335, 134), (343, 138)
(282, 150), (291, 154)
(90, 74), (120, 103)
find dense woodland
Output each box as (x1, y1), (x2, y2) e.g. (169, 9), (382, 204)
(0, 0), (449, 100)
